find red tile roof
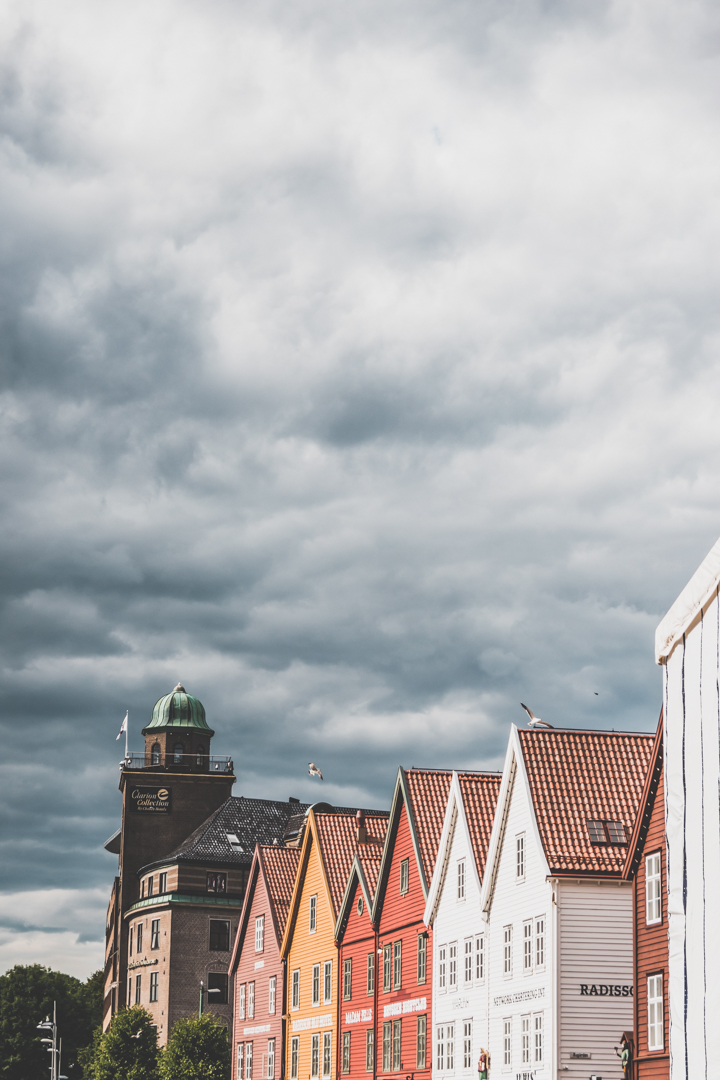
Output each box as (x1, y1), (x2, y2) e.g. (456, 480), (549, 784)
(458, 772), (503, 880)
(404, 769), (453, 883)
(518, 728), (655, 875)
(315, 812), (389, 915)
(260, 844), (301, 937)
(357, 845), (384, 900)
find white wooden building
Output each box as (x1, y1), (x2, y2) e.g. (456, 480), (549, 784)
(477, 724), (653, 1080)
(423, 772), (502, 1080)
(655, 537), (720, 1080)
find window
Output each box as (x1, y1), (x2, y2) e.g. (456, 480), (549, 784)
(438, 945), (446, 991)
(150, 971), (159, 1002)
(534, 1014), (543, 1063)
(367, 952), (375, 994)
(535, 917), (545, 969)
(159, 872), (167, 894)
(392, 1020), (401, 1071)
(135, 974), (142, 1005)
(416, 1015), (426, 1069)
(239, 984), (246, 1019)
(309, 895), (317, 933)
(366, 1029), (374, 1072)
(463, 1021), (472, 1069)
(173, 742), (184, 764)
(646, 852), (662, 925)
(449, 943), (457, 989)
(383, 944), (392, 992)
(151, 919), (160, 950)
(209, 973), (229, 1006)
(393, 941), (402, 989)
(266, 1039), (275, 1080)
(128, 978), (131, 1006)
(237, 1044), (244, 1080)
(446, 1023), (455, 1071)
(383, 1022), (392, 1072)
(400, 859), (409, 895)
(521, 1016), (530, 1064)
(344, 958), (353, 1000)
(151, 742), (161, 765)
(417, 933), (427, 984)
(343, 1032), (351, 1074)
(141, 879), (145, 899)
(292, 970), (299, 1010)
(196, 745), (205, 766)
(457, 860), (466, 900)
(503, 926), (512, 976)
(147, 876), (154, 897)
(464, 940), (473, 984)
(312, 964), (320, 1005)
(248, 981), (255, 1017)
(516, 835), (525, 880)
(523, 922), (532, 972)
(129, 926), (133, 956)
(503, 1019), (511, 1068)
(357, 897), (364, 916)
(207, 872), (227, 894)
(311, 1036), (319, 1078)
(255, 916), (265, 952)
(436, 1026), (445, 1071)
(323, 1033), (331, 1077)
(587, 819), (627, 845)
(290, 1038), (299, 1080)
(137, 923), (143, 953)
(324, 960), (333, 1003)
(648, 974), (664, 1051)
(606, 820), (626, 844)
(475, 936), (484, 982)
(210, 920), (230, 951)
(246, 1043), (253, 1080)
(268, 976), (276, 1015)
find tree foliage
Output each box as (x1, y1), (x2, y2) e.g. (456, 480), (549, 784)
(159, 1013), (230, 1080)
(0, 964), (103, 1080)
(80, 1005), (159, 1080)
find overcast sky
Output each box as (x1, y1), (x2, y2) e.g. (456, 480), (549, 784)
(1, 0), (720, 979)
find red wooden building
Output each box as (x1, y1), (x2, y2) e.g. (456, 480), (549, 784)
(370, 769), (453, 1080)
(229, 844), (301, 1080)
(622, 713), (668, 1080)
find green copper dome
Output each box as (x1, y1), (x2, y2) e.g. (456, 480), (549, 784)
(141, 684), (215, 736)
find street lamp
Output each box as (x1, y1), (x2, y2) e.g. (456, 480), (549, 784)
(37, 1004), (59, 1080)
(198, 980), (221, 1017)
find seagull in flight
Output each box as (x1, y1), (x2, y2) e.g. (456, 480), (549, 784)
(520, 703), (554, 729)
(308, 762), (324, 780)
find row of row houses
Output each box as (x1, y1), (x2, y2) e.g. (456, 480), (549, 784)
(229, 721), (668, 1080)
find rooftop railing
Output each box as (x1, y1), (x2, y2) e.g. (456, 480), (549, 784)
(120, 753), (234, 773)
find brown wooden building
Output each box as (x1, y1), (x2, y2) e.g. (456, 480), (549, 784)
(622, 712), (668, 1080)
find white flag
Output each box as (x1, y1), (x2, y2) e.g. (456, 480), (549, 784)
(116, 711), (128, 740)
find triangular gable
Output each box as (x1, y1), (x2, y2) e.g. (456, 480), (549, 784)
(229, 843), (300, 975)
(656, 536), (720, 663)
(480, 726), (549, 916)
(335, 854), (379, 940)
(622, 709), (664, 880)
(229, 844), (263, 976)
(280, 809), (335, 959)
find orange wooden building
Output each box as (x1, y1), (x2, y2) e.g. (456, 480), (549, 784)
(622, 713), (668, 1080)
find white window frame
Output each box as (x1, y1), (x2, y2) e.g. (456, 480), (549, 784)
(648, 974), (664, 1051)
(400, 858), (409, 895)
(323, 1032), (332, 1078)
(268, 976), (276, 1015)
(521, 1015), (530, 1065)
(523, 921), (533, 973)
(446, 1022), (455, 1072)
(502, 1018), (511, 1070)
(291, 970), (300, 1010)
(449, 942), (457, 991)
(457, 860), (466, 901)
(342, 1031), (351, 1074)
(463, 939), (473, 985)
(503, 926), (513, 977)
(311, 1034), (320, 1078)
(475, 935), (484, 982)
(290, 1038), (299, 1080)
(462, 1020), (472, 1070)
(324, 960), (333, 1004)
(255, 916), (264, 953)
(533, 1013), (543, 1063)
(309, 895), (317, 933)
(239, 983), (246, 1020)
(535, 916), (545, 971)
(516, 834), (525, 881)
(393, 940), (402, 990)
(237, 1043), (244, 1080)
(646, 852), (662, 926)
(312, 964), (320, 1005)
(248, 981), (255, 1019)
(246, 1042), (253, 1080)
(436, 1026), (445, 1072)
(438, 945), (446, 992)
(266, 1039), (275, 1080)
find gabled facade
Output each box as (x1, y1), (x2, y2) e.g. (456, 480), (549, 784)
(622, 713), (668, 1080)
(282, 809), (389, 1080)
(230, 844), (301, 1080)
(371, 769), (452, 1080)
(422, 772), (502, 1080)
(480, 726), (654, 1080)
(655, 536), (720, 1080)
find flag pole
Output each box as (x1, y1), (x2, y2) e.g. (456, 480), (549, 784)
(125, 710), (129, 761)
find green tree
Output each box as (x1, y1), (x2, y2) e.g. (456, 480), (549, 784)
(80, 1006), (159, 1080)
(159, 1014), (230, 1080)
(0, 964), (103, 1080)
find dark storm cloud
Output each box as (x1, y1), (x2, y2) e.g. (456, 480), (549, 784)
(2, 0), (720, 974)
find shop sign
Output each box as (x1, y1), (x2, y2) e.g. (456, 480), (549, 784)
(383, 996), (427, 1018)
(128, 958), (158, 970)
(346, 1009), (373, 1025)
(129, 787), (172, 813)
(580, 984), (632, 996)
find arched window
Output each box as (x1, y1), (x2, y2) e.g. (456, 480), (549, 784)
(173, 742), (184, 765)
(151, 743), (161, 766)
(196, 745), (205, 766)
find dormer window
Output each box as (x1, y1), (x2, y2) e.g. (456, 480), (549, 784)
(173, 742), (184, 765)
(151, 743), (161, 766)
(587, 819), (626, 845)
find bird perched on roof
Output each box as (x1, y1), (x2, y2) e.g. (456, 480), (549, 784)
(520, 703), (554, 728)
(308, 762), (323, 780)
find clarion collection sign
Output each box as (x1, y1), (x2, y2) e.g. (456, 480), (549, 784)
(129, 786), (172, 813)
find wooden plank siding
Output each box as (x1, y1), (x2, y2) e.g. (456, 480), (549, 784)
(337, 874), (378, 1080)
(633, 765), (669, 1080)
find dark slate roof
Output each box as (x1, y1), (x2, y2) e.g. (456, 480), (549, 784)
(140, 796), (387, 874)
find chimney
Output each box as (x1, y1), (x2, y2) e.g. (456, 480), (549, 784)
(356, 810), (367, 845)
